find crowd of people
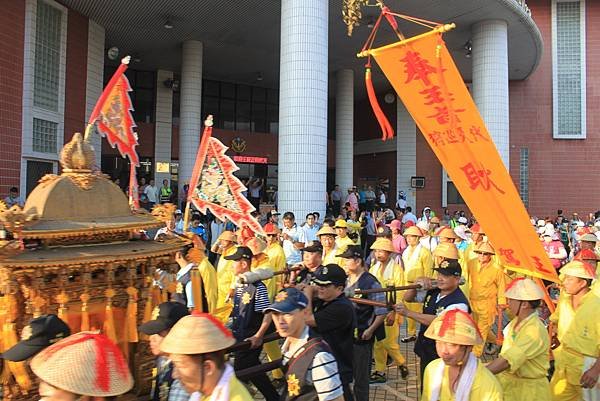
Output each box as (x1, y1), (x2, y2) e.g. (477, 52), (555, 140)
(3, 185), (600, 401)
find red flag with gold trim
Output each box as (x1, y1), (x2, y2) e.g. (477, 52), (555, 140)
(88, 57), (139, 167)
(188, 116), (264, 235)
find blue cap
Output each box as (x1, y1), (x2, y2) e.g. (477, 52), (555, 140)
(264, 288), (309, 313)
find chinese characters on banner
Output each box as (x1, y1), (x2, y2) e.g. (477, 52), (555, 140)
(368, 30), (558, 282)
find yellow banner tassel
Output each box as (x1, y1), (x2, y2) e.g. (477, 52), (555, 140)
(190, 268), (204, 313)
(125, 287), (139, 343)
(3, 299), (32, 393)
(56, 291), (69, 322)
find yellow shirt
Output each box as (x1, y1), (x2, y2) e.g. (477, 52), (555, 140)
(402, 245), (433, 284)
(336, 235), (355, 254)
(551, 290), (600, 358)
(323, 246), (343, 267)
(468, 260), (506, 315)
(252, 252), (279, 300)
(199, 372), (253, 401)
(422, 358), (503, 401)
(216, 246), (237, 310)
(197, 258), (218, 313)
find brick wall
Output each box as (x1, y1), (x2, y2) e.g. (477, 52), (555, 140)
(509, 0), (600, 217)
(63, 9), (88, 144)
(0, 0), (25, 197)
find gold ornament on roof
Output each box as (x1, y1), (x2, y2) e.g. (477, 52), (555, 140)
(151, 203), (177, 223)
(0, 202), (38, 237)
(60, 132), (95, 172)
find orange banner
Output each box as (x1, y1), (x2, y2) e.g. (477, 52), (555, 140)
(366, 27), (558, 282)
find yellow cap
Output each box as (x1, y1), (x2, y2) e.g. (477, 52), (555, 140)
(504, 278), (545, 301)
(334, 219), (348, 229)
(474, 241), (495, 255)
(433, 242), (459, 260)
(217, 231), (237, 242)
(370, 238), (396, 253)
(559, 260), (596, 281)
(424, 309), (483, 346)
(403, 226), (423, 237)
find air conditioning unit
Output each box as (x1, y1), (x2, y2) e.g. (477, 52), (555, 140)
(411, 176), (425, 189)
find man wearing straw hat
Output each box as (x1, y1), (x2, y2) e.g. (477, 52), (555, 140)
(396, 259), (470, 380)
(486, 278), (550, 400)
(401, 225), (433, 343)
(421, 309), (503, 401)
(139, 302), (190, 401)
(549, 260), (600, 401)
(224, 246), (280, 401)
(266, 287), (345, 401)
(367, 238), (410, 384)
(469, 241), (507, 357)
(264, 222), (287, 280)
(30, 332), (134, 401)
(318, 225), (342, 266)
(161, 312), (252, 401)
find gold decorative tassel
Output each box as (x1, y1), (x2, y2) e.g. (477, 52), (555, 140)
(125, 286), (139, 343)
(3, 293), (32, 393)
(56, 291), (69, 321)
(103, 288), (118, 343)
(80, 293), (90, 331)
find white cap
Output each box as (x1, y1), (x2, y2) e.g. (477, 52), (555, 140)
(457, 216), (468, 224)
(175, 209), (182, 214)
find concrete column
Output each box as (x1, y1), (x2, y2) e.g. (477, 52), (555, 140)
(278, 0), (328, 218)
(396, 101), (417, 209)
(179, 40), (203, 191)
(335, 69), (354, 192)
(472, 20), (509, 167)
(84, 20), (105, 168)
(154, 70), (173, 185)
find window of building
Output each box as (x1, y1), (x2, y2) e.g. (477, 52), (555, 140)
(104, 66), (156, 123)
(26, 160), (54, 196)
(32, 118), (57, 154)
(442, 169), (465, 207)
(519, 147), (529, 207)
(552, 0), (586, 139)
(33, 0), (62, 112)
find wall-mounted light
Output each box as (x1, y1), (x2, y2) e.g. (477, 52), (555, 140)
(163, 78), (180, 91)
(384, 93), (395, 104)
(464, 40), (472, 58)
(256, 72), (263, 81)
(164, 18), (173, 29)
(107, 46), (119, 60)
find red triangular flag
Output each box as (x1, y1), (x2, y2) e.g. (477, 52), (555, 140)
(88, 57), (139, 166)
(189, 116), (264, 235)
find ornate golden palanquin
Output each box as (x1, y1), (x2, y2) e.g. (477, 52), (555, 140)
(0, 134), (187, 399)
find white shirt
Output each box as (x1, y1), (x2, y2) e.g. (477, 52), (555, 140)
(282, 327), (344, 401)
(144, 185), (159, 203)
(300, 224), (319, 245)
(282, 225), (302, 264)
(396, 198), (407, 209)
(379, 192), (386, 203)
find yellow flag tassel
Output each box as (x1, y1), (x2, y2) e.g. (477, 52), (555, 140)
(190, 268), (204, 313)
(125, 287), (139, 343)
(2, 294), (32, 394)
(56, 291), (69, 322)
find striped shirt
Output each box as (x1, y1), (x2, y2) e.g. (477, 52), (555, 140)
(282, 327), (344, 401)
(234, 282), (271, 312)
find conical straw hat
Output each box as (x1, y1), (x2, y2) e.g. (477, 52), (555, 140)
(433, 242), (459, 260)
(559, 260), (596, 280)
(160, 312), (236, 355)
(436, 226), (458, 240)
(30, 332), (133, 397)
(504, 278), (545, 301)
(370, 238), (396, 253)
(424, 309), (483, 346)
(474, 241), (495, 255)
(317, 225), (337, 236)
(403, 226), (423, 237)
